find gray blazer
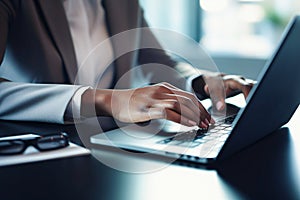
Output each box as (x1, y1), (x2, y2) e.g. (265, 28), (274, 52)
(0, 0), (196, 123)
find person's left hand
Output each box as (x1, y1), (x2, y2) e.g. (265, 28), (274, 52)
(202, 74), (256, 111)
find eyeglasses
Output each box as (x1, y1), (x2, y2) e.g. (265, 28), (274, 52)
(0, 133), (69, 155)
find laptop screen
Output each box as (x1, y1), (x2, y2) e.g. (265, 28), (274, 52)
(218, 16), (300, 160)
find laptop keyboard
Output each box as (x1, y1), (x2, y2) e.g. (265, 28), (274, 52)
(157, 115), (236, 148)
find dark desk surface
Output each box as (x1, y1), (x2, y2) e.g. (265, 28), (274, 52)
(1, 107), (300, 200)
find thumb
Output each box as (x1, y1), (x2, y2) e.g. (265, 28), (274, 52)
(204, 79), (226, 112)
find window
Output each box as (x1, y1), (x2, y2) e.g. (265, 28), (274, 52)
(200, 0), (300, 58)
(139, 0), (202, 41)
(141, 0), (300, 58)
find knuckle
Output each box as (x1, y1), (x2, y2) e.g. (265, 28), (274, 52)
(160, 82), (169, 85)
(169, 101), (178, 109)
(184, 96), (195, 106)
(151, 85), (167, 96)
(182, 97), (190, 105)
(156, 84), (167, 91)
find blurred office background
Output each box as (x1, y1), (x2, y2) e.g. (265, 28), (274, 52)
(140, 0), (300, 79)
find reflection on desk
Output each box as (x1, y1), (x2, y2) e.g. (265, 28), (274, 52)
(0, 106), (299, 200)
(0, 142), (90, 167)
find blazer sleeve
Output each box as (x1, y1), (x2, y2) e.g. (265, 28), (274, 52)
(137, 12), (206, 93)
(0, 0), (81, 124)
(0, 81), (82, 123)
(0, 0), (11, 64)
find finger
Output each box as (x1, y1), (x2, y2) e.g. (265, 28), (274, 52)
(158, 83), (212, 122)
(241, 80), (255, 98)
(204, 74), (227, 112)
(158, 82), (182, 91)
(164, 109), (208, 128)
(162, 82), (208, 110)
(204, 82), (226, 112)
(154, 93), (210, 126)
(241, 84), (252, 98)
(225, 78), (254, 98)
(154, 95), (200, 117)
(151, 99), (202, 126)
(161, 82), (212, 114)
(154, 82), (213, 124)
(147, 107), (197, 127)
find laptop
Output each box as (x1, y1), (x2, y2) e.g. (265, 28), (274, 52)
(90, 16), (300, 164)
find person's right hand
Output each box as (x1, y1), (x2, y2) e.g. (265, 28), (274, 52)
(81, 82), (213, 128)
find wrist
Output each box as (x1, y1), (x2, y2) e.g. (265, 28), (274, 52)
(81, 89), (112, 117)
(192, 75), (209, 100)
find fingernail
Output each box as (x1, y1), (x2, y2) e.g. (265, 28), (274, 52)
(188, 120), (197, 126)
(210, 118), (216, 124)
(216, 101), (224, 111)
(205, 118), (210, 125)
(201, 121), (208, 129)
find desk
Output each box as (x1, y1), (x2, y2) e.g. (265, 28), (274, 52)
(0, 107), (300, 200)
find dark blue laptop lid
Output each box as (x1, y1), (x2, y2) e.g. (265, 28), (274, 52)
(218, 15), (300, 160)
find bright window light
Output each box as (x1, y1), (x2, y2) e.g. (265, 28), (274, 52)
(199, 0), (229, 12)
(238, 4), (265, 23)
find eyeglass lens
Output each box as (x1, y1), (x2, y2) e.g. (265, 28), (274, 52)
(0, 140), (25, 154)
(37, 135), (68, 150)
(0, 133), (69, 155)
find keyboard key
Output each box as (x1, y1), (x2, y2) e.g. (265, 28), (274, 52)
(217, 130), (231, 134)
(178, 141), (201, 148)
(218, 135), (229, 141)
(225, 127), (233, 131)
(194, 138), (207, 143)
(207, 129), (219, 133)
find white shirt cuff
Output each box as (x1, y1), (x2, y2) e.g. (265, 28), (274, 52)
(65, 86), (91, 120)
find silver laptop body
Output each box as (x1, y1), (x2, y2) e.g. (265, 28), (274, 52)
(91, 16), (300, 164)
